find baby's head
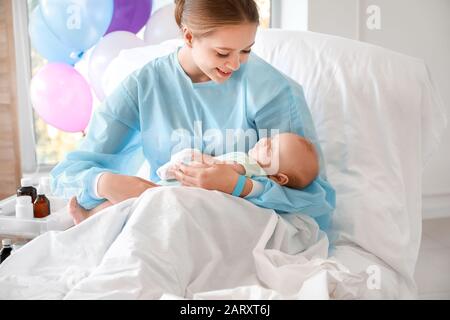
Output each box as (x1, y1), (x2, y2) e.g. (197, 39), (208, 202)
(248, 133), (319, 189)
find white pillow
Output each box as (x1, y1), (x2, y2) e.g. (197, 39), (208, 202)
(253, 29), (447, 288)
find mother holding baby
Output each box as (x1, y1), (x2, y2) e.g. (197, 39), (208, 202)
(51, 0), (335, 230)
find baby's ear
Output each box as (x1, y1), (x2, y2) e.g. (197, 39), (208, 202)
(270, 173), (289, 186)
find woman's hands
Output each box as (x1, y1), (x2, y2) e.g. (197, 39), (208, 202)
(96, 162), (253, 202)
(173, 162), (253, 197)
(97, 172), (159, 204)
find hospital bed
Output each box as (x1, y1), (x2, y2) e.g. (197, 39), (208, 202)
(0, 29), (446, 299)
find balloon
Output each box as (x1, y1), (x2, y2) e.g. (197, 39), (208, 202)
(88, 31), (147, 101)
(39, 0), (114, 52)
(105, 0), (152, 34)
(30, 63), (93, 133)
(144, 3), (181, 45)
(29, 6), (83, 65)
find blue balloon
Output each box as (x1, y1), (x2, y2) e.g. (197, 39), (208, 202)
(29, 6), (83, 65)
(39, 0), (114, 52)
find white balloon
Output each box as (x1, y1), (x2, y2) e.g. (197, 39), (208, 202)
(103, 39), (184, 98)
(144, 4), (182, 45)
(88, 31), (146, 101)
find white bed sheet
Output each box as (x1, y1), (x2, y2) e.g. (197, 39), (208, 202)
(0, 187), (373, 300)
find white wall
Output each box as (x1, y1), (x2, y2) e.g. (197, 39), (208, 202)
(278, 0), (450, 219)
(308, 0), (359, 39)
(272, 0), (308, 30)
(357, 0), (450, 219)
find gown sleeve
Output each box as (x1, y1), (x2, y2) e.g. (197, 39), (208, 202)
(246, 76), (336, 231)
(50, 74), (145, 210)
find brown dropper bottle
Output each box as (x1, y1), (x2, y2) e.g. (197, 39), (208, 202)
(33, 185), (51, 219)
(17, 177), (37, 203)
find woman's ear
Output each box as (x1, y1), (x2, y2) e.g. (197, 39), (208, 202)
(182, 26), (193, 48)
(269, 173), (289, 186)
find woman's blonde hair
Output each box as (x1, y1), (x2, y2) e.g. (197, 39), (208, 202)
(174, 0), (259, 36)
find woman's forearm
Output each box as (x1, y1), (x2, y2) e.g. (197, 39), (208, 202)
(97, 172), (115, 201)
(98, 172), (159, 204)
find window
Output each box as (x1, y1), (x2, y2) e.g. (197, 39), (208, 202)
(256, 0), (272, 28)
(25, 0), (271, 169)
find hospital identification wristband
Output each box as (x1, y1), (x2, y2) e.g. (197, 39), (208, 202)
(232, 175), (247, 197)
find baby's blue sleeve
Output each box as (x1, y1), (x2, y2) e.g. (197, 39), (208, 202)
(50, 76), (145, 210)
(247, 79), (336, 231)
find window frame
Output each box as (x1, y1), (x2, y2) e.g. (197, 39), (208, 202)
(270, 0), (281, 28)
(12, 0), (45, 175)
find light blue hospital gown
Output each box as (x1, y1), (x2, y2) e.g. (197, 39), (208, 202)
(50, 48), (336, 230)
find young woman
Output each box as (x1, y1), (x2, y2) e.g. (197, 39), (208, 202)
(51, 0), (335, 229)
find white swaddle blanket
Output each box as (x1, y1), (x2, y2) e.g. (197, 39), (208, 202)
(156, 148), (267, 181)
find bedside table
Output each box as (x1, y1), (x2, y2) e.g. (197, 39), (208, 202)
(0, 235), (32, 245)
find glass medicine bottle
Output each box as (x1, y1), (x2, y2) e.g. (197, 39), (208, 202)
(0, 239), (13, 264)
(33, 185), (51, 218)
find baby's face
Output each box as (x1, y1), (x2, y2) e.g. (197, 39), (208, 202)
(249, 133), (319, 188)
(248, 135), (281, 175)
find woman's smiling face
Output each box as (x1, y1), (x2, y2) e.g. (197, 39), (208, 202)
(188, 23), (258, 83)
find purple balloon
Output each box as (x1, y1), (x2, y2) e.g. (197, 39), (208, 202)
(105, 0), (153, 34)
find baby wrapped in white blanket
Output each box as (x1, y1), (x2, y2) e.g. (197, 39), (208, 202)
(68, 132), (320, 225)
(157, 133), (320, 192)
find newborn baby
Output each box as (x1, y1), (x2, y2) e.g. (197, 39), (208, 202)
(158, 132), (319, 189)
(69, 133), (319, 225)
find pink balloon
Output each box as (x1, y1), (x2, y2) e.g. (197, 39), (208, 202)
(30, 63), (93, 133)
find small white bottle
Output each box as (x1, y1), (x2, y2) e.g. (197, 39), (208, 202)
(15, 195), (34, 219)
(39, 176), (52, 196)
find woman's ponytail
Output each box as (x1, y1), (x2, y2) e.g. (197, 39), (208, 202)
(174, 0), (185, 29)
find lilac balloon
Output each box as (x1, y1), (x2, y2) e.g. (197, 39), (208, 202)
(89, 31), (147, 101)
(144, 4), (181, 45)
(30, 63), (93, 133)
(105, 0), (152, 34)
